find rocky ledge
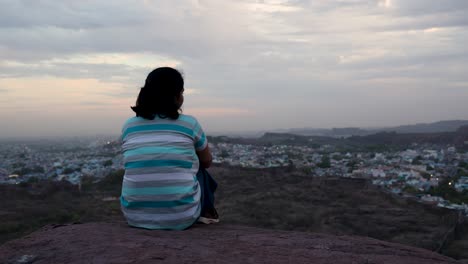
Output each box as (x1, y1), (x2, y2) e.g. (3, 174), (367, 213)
(0, 222), (460, 264)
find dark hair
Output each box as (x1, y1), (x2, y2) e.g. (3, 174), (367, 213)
(131, 67), (184, 120)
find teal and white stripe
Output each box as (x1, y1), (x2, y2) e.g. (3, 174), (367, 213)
(120, 114), (207, 230)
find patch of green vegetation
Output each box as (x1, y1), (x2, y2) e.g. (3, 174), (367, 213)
(317, 155), (331, 168)
(63, 167), (77, 174)
(420, 172), (431, 180)
(459, 161), (468, 170)
(27, 177), (39, 183)
(427, 178), (468, 204)
(403, 185), (421, 194)
(411, 156), (423, 165)
(12, 166), (45, 176)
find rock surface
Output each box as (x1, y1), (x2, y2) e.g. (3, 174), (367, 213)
(0, 222), (460, 264)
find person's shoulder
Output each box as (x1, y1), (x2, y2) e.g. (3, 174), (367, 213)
(122, 116), (146, 129)
(178, 114), (200, 125)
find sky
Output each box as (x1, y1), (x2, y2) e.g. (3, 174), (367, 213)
(0, 0), (467, 137)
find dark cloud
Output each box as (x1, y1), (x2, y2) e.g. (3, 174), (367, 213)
(0, 1), (254, 63)
(379, 12), (468, 31)
(0, 0), (147, 29)
(390, 0), (468, 16)
(0, 61), (148, 83)
(369, 0), (468, 31)
(338, 51), (468, 70)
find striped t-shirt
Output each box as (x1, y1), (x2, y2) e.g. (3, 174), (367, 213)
(120, 114), (208, 230)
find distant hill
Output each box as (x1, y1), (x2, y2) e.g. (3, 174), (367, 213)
(210, 125), (468, 151)
(284, 120), (468, 137)
(288, 127), (372, 137)
(378, 120), (468, 134)
(347, 125), (468, 150)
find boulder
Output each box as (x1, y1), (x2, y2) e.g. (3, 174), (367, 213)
(0, 222), (459, 264)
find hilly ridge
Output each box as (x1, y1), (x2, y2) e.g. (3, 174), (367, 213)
(209, 124), (468, 151)
(286, 120), (468, 137)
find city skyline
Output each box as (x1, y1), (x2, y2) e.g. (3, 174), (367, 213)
(1, 0), (468, 137)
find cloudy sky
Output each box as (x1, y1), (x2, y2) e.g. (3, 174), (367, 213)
(1, 0), (467, 137)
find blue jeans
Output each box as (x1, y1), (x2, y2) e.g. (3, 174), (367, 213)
(196, 168), (217, 215)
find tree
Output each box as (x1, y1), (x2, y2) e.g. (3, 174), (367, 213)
(459, 161), (468, 170)
(403, 185), (420, 194)
(420, 172), (431, 180)
(411, 156), (422, 165)
(220, 150), (230, 159)
(63, 168), (74, 174)
(31, 166), (45, 173)
(317, 155), (331, 169)
(332, 154), (343, 161)
(346, 160), (359, 173)
(27, 177), (39, 183)
(427, 178), (464, 203)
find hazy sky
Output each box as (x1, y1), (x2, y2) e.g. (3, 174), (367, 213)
(1, 0), (467, 137)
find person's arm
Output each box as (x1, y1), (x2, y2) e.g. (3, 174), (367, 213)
(191, 116), (211, 168)
(197, 144), (212, 169)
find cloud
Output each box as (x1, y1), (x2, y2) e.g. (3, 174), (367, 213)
(0, 0), (148, 29)
(0, 0), (467, 136)
(0, 52), (181, 84)
(185, 107), (250, 117)
(0, 0), (257, 63)
(389, 0), (468, 16)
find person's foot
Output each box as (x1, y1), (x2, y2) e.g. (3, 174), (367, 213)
(198, 207), (220, 224)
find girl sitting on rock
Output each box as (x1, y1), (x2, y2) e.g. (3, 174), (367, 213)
(120, 67), (219, 230)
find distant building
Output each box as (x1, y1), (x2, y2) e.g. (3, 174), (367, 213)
(370, 169), (386, 178)
(423, 150), (438, 159)
(401, 150), (418, 161)
(455, 176), (468, 192)
(0, 168), (8, 178)
(447, 147), (456, 153)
